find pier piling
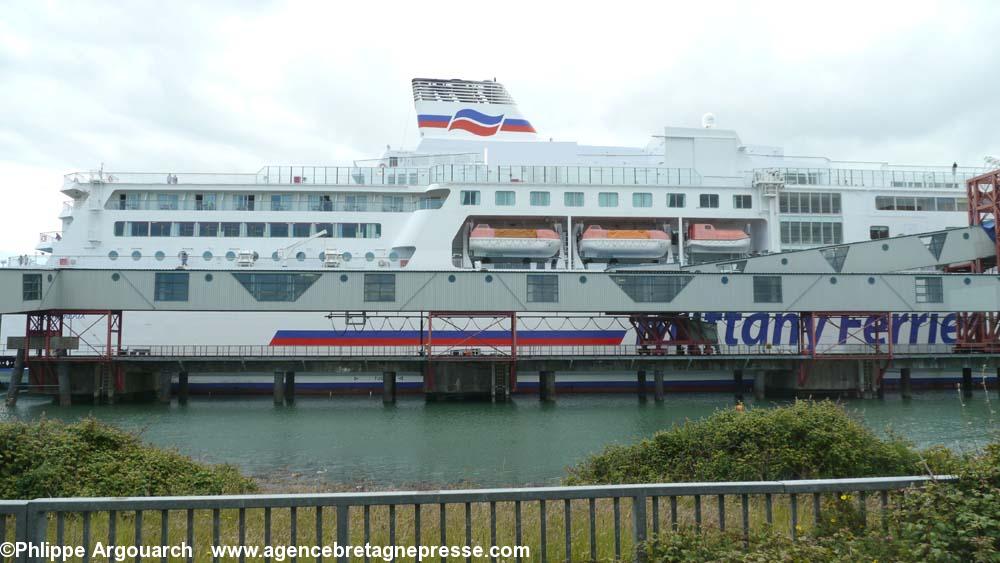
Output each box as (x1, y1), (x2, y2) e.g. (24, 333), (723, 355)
(653, 370), (664, 402)
(733, 369), (744, 403)
(284, 371), (296, 404)
(4, 349), (24, 407)
(637, 370), (647, 400)
(157, 370), (172, 404)
(900, 368), (912, 400)
(753, 371), (766, 401)
(539, 370), (556, 402)
(962, 367), (973, 399)
(57, 362), (71, 407)
(178, 371), (189, 404)
(273, 371), (285, 405)
(383, 371), (397, 404)
(92, 364), (101, 404)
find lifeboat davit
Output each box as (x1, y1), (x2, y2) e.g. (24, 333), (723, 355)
(468, 225), (561, 258)
(578, 226), (669, 259)
(685, 223), (751, 253)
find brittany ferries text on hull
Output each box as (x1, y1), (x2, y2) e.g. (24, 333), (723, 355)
(2, 78), (990, 393)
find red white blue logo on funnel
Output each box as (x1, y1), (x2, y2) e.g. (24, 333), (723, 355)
(417, 109), (535, 136)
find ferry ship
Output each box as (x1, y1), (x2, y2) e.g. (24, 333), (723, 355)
(1, 78), (990, 394)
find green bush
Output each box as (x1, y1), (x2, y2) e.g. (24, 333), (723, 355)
(0, 418), (257, 499)
(567, 400), (926, 484)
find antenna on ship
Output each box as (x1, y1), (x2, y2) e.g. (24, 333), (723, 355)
(702, 113), (716, 129)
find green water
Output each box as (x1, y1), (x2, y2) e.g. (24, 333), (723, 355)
(1, 392), (997, 488)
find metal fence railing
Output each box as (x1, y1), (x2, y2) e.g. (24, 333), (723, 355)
(0, 476), (953, 563)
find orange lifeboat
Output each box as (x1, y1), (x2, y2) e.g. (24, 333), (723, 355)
(578, 226), (669, 259)
(468, 225), (561, 258)
(685, 223), (751, 253)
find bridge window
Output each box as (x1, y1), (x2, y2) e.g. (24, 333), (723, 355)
(780, 192), (841, 214)
(154, 272), (189, 302)
(22, 273), (41, 301)
(232, 273), (321, 302)
(293, 223), (311, 237)
(667, 193), (685, 208)
(364, 273), (396, 302)
(526, 274), (559, 303)
(598, 192), (619, 208)
(915, 276), (944, 303)
(564, 192), (584, 207)
(699, 194), (719, 208)
(870, 226), (889, 240)
(733, 195), (753, 209)
(496, 190), (516, 206)
(246, 222), (265, 237)
(753, 276), (783, 303)
(269, 223), (289, 237)
(198, 222), (218, 237)
(632, 193), (652, 208)
(178, 222), (195, 237)
(461, 190), (481, 206)
(130, 222), (149, 237)
(530, 191), (551, 206)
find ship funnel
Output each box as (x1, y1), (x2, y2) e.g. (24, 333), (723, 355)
(412, 78), (537, 140)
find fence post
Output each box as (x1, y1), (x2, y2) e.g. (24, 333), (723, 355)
(631, 494), (647, 563)
(24, 506), (47, 563)
(336, 505), (349, 563)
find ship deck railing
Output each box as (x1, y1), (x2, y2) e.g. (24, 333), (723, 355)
(760, 166), (986, 189)
(0, 475), (955, 563)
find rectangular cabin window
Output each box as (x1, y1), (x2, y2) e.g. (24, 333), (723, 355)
(870, 226), (889, 240)
(895, 197), (916, 211)
(130, 222), (149, 237)
(831, 194), (842, 214)
(382, 195), (405, 212)
(345, 194), (368, 211)
(667, 193), (685, 208)
(246, 223), (265, 238)
(526, 274), (559, 303)
(195, 194), (217, 211)
(364, 273), (396, 302)
(496, 191), (516, 206)
(936, 198), (957, 212)
(157, 194), (179, 210)
(293, 223), (311, 237)
(753, 276), (783, 303)
(564, 192), (584, 207)
(154, 272), (189, 302)
(915, 276), (944, 303)
(270, 194), (292, 211)
(119, 193), (140, 210)
(699, 194), (719, 208)
(632, 193), (652, 208)
(314, 223), (333, 238)
(114, 221), (125, 236)
(234, 194), (255, 211)
(150, 222), (172, 237)
(733, 195), (753, 209)
(875, 196), (895, 210)
(177, 222), (195, 237)
(269, 223), (289, 238)
(22, 274), (42, 301)
(460, 190), (481, 206)
(420, 197), (442, 209)
(916, 197), (936, 211)
(221, 222), (241, 237)
(530, 191), (550, 206)
(198, 222), (218, 237)
(598, 192), (618, 207)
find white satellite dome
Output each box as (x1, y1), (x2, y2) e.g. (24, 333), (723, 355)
(702, 113), (717, 129)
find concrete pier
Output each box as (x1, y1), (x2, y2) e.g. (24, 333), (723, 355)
(733, 369), (744, 403)
(273, 371), (285, 405)
(57, 362), (71, 407)
(653, 369), (664, 402)
(753, 371), (766, 400)
(4, 349), (25, 407)
(157, 371), (172, 404)
(284, 371), (296, 404)
(383, 371), (397, 404)
(962, 367), (973, 399)
(637, 370), (647, 400)
(900, 368), (912, 400)
(539, 370), (556, 402)
(178, 371), (189, 404)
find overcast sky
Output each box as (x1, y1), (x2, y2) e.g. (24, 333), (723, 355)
(2, 0), (999, 257)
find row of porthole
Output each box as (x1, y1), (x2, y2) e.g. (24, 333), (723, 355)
(108, 250), (400, 262)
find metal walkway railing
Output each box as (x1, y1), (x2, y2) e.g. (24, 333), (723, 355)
(0, 475), (952, 563)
